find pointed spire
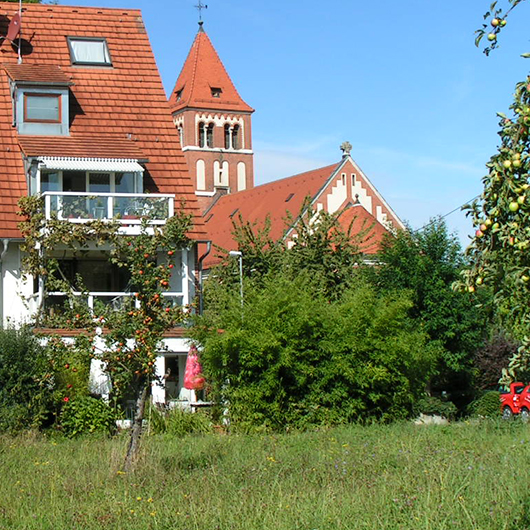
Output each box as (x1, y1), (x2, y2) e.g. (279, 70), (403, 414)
(169, 28), (253, 114)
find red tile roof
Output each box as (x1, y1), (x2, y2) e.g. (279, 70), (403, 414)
(203, 161), (394, 267)
(0, 3), (204, 239)
(336, 205), (389, 255)
(4, 63), (71, 85)
(18, 136), (147, 159)
(169, 26), (253, 114)
(204, 163), (339, 265)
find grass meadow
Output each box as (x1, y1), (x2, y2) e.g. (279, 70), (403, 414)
(1, 420), (530, 529)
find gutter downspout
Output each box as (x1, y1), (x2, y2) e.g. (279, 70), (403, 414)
(0, 239), (10, 327)
(197, 240), (211, 315)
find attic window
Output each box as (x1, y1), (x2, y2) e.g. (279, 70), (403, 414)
(176, 89), (183, 102)
(229, 208), (239, 218)
(211, 87), (222, 98)
(285, 193), (294, 202)
(24, 93), (61, 123)
(68, 37), (112, 66)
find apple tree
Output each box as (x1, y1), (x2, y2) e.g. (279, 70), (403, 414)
(475, 0), (527, 55)
(18, 195), (192, 469)
(462, 79), (530, 384)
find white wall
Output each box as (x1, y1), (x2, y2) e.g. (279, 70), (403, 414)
(2, 242), (36, 326)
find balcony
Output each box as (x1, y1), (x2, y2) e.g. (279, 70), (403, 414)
(42, 191), (175, 228)
(46, 291), (185, 313)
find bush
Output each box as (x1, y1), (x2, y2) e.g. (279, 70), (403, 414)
(0, 326), (53, 433)
(148, 406), (212, 437)
(414, 396), (458, 420)
(474, 332), (519, 390)
(59, 396), (117, 437)
(467, 391), (501, 418)
(195, 275), (440, 431)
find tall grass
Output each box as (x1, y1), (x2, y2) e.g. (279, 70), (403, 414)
(1, 420), (529, 529)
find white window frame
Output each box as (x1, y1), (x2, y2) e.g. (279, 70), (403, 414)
(67, 37), (112, 66)
(37, 169), (142, 195)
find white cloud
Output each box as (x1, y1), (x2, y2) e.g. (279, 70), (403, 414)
(253, 139), (334, 185)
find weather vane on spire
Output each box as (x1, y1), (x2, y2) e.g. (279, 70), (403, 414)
(195, 1), (208, 24)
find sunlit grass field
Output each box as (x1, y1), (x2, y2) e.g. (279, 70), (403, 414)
(1, 420), (530, 529)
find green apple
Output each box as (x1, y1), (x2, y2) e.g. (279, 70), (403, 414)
(509, 201), (520, 212)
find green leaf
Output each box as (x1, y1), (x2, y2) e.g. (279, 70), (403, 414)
(521, 53), (530, 58)
(475, 32), (485, 47)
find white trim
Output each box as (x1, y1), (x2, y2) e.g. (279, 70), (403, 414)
(312, 156), (405, 231)
(38, 157), (144, 173)
(182, 146), (253, 155)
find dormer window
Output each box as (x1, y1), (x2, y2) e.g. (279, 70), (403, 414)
(16, 87), (69, 136)
(176, 89), (183, 102)
(211, 87), (222, 98)
(67, 37), (112, 66)
(24, 93), (61, 123)
(5, 64), (71, 136)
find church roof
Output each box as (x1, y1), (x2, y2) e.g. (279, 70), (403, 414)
(203, 156), (400, 268)
(0, 2), (204, 239)
(169, 25), (253, 114)
(335, 205), (389, 255)
(204, 164), (338, 264)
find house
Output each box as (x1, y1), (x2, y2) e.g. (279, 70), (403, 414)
(171, 25), (404, 266)
(0, 2), (206, 406)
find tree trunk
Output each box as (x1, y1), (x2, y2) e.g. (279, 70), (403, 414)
(124, 378), (150, 471)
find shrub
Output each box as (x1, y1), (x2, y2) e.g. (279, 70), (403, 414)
(148, 406), (212, 437)
(59, 396), (117, 437)
(414, 396), (458, 420)
(195, 275), (440, 431)
(0, 326), (53, 433)
(474, 332), (519, 390)
(467, 391), (501, 418)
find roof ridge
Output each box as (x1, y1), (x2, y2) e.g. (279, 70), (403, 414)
(0, 2), (142, 15)
(251, 162), (340, 190)
(187, 29), (201, 108)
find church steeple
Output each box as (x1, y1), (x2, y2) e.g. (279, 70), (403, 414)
(170, 27), (254, 211)
(170, 27), (253, 115)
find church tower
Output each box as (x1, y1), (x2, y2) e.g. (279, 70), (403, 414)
(169, 23), (254, 212)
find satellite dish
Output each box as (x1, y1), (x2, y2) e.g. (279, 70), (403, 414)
(7, 13), (21, 42)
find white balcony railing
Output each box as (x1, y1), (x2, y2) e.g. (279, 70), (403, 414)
(42, 192), (175, 225)
(46, 291), (185, 313)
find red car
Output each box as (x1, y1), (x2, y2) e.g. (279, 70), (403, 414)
(500, 382), (530, 419)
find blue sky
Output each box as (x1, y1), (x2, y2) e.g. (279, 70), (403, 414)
(57, 0), (530, 244)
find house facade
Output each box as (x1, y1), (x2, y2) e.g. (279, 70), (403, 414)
(0, 3), (206, 406)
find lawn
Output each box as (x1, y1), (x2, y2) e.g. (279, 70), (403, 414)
(1, 420), (529, 529)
